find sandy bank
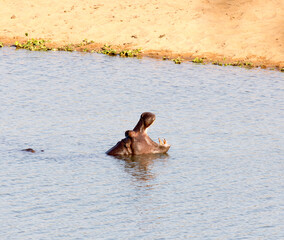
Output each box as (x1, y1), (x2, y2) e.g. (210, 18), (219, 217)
(0, 0), (283, 69)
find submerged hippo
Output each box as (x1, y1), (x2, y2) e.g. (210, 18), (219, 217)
(106, 112), (170, 156)
(21, 148), (44, 153)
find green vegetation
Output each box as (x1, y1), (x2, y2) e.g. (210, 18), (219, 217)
(99, 45), (142, 58)
(77, 39), (94, 47)
(57, 44), (75, 52)
(212, 61), (223, 66)
(13, 35), (97, 52)
(58, 39), (95, 52)
(14, 39), (50, 51)
(231, 62), (243, 67)
(118, 48), (141, 57)
(100, 45), (117, 56)
(13, 33), (50, 51)
(172, 57), (183, 64)
(83, 39), (94, 45)
(9, 34), (281, 72)
(226, 61), (253, 68)
(12, 34), (143, 58)
(243, 62), (253, 68)
(192, 57), (203, 63)
(0, 42), (3, 48)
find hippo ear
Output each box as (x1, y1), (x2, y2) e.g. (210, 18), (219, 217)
(125, 130), (136, 138)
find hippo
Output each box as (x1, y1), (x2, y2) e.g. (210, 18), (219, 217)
(21, 148), (44, 153)
(106, 112), (170, 156)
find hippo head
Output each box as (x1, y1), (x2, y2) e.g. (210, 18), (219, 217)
(21, 148), (44, 153)
(106, 112), (170, 156)
(133, 112), (156, 133)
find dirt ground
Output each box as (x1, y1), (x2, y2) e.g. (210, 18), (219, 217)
(0, 0), (283, 69)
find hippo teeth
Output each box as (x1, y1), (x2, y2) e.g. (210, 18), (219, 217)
(158, 138), (167, 145)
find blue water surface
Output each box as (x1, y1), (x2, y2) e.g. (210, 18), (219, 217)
(0, 47), (283, 239)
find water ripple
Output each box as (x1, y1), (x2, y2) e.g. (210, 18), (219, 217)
(0, 47), (283, 239)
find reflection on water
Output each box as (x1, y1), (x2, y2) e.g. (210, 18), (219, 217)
(116, 153), (169, 182)
(0, 47), (283, 239)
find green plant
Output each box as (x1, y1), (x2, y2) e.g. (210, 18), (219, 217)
(0, 42), (3, 48)
(76, 39), (94, 47)
(82, 39), (94, 45)
(119, 48), (141, 57)
(243, 62), (253, 68)
(231, 62), (242, 67)
(172, 57), (183, 64)
(57, 44), (75, 52)
(15, 38), (49, 51)
(192, 57), (203, 63)
(100, 45), (117, 56)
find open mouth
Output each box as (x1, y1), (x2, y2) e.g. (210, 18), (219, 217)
(144, 119), (154, 133)
(158, 138), (168, 146)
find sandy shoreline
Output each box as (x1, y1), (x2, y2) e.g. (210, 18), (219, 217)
(0, 0), (283, 69)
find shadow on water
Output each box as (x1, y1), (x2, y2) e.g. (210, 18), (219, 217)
(114, 153), (170, 182)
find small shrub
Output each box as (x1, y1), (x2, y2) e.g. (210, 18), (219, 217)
(101, 45), (117, 56)
(172, 57), (183, 64)
(192, 57), (203, 63)
(243, 62), (253, 68)
(57, 44), (75, 52)
(119, 48), (141, 57)
(15, 38), (49, 51)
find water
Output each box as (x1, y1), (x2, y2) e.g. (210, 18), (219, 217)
(0, 47), (283, 239)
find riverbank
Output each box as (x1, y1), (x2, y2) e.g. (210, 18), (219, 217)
(1, 0), (283, 70)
